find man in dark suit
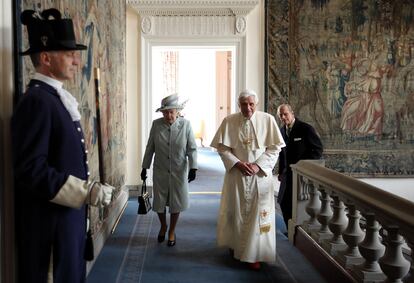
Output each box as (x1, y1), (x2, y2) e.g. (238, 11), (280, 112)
(12, 8), (114, 283)
(277, 104), (323, 230)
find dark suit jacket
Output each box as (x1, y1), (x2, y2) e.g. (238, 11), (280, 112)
(277, 118), (323, 203)
(12, 80), (89, 282)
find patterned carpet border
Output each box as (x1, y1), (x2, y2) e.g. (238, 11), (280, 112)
(116, 213), (154, 283)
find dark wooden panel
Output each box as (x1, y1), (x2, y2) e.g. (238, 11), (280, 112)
(294, 227), (357, 283)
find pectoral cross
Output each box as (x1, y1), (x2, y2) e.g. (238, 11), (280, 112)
(242, 119), (253, 148)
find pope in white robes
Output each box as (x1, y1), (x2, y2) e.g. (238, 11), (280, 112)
(210, 89), (285, 269)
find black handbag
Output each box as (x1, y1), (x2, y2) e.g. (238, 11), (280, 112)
(137, 180), (152, 214)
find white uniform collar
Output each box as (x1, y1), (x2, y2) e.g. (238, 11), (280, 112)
(33, 72), (81, 121)
(33, 72), (63, 90)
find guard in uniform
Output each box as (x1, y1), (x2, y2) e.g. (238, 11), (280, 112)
(12, 8), (113, 282)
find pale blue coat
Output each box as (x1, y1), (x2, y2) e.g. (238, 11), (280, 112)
(142, 116), (198, 213)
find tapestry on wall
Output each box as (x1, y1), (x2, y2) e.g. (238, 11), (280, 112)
(266, 0), (414, 176)
(18, 0), (126, 227)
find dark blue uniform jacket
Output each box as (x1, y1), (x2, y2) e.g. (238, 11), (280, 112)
(12, 80), (89, 283)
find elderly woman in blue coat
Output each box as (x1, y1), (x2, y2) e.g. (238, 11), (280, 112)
(141, 94), (198, 246)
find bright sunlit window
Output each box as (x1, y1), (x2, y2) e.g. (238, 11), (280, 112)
(152, 47), (235, 146)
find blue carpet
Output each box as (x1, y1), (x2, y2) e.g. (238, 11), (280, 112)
(88, 196), (293, 283)
(87, 148), (326, 283)
(87, 196), (326, 283)
(188, 148), (225, 193)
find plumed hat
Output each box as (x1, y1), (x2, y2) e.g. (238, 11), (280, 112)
(156, 94), (187, 112)
(20, 8), (87, 56)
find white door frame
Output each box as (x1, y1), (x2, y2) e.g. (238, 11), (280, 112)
(128, 0), (259, 184)
(139, 37), (246, 157)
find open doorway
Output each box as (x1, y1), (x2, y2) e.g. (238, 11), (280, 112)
(151, 46), (236, 146)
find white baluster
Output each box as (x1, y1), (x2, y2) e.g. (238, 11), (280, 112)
(299, 176), (310, 201)
(303, 182), (321, 233)
(338, 204), (365, 267)
(323, 195), (348, 255)
(292, 174), (313, 234)
(405, 238), (413, 283)
(312, 189), (333, 243)
(353, 213), (386, 282)
(379, 226), (410, 283)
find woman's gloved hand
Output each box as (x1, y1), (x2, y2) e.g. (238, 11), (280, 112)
(188, 168), (197, 183)
(140, 168), (147, 181)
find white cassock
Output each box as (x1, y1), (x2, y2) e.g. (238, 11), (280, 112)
(210, 111), (285, 263)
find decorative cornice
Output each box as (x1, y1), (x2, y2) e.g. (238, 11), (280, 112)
(127, 0), (258, 16)
(141, 16), (239, 36)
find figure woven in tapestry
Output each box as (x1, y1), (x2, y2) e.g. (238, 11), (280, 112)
(266, 0), (414, 176)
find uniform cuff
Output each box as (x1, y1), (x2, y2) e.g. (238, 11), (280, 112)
(50, 175), (88, 209)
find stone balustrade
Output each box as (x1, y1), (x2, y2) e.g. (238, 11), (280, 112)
(290, 160), (413, 283)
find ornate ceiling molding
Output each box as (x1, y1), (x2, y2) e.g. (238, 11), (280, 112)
(127, 0), (259, 16)
(127, 0), (258, 36)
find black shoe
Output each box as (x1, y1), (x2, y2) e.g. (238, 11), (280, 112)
(229, 248), (234, 257)
(157, 234), (165, 243)
(157, 227), (167, 243)
(167, 234), (176, 247)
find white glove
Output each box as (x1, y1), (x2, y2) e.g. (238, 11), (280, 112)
(88, 182), (115, 206)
